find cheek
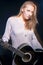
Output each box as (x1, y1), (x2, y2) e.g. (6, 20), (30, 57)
(23, 11), (26, 17)
(24, 10), (32, 16)
(24, 11), (29, 16)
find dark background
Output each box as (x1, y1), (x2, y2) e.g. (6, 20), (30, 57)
(0, 0), (43, 40)
(0, 0), (43, 65)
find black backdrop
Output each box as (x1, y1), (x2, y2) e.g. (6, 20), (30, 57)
(0, 0), (43, 40)
(0, 0), (43, 65)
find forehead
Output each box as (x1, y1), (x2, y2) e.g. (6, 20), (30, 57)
(24, 4), (34, 11)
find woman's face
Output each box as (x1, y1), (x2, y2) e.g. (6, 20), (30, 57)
(22, 4), (34, 20)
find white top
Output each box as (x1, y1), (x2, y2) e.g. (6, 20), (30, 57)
(2, 16), (42, 50)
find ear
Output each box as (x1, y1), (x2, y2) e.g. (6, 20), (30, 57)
(21, 9), (24, 12)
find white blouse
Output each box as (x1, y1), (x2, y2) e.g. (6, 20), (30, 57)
(2, 16), (42, 50)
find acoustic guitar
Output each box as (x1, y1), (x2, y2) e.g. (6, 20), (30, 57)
(0, 39), (43, 65)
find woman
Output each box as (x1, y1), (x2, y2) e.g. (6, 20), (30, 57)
(2, 1), (43, 65)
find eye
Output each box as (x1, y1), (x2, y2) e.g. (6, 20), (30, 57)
(27, 10), (30, 11)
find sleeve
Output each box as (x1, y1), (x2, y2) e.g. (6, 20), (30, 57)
(32, 32), (42, 49)
(2, 17), (11, 42)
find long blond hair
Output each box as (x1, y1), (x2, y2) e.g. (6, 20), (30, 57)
(18, 1), (38, 30)
(18, 1), (43, 46)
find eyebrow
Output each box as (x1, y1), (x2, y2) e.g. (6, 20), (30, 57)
(27, 10), (34, 12)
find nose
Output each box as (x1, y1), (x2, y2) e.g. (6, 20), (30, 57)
(29, 12), (32, 16)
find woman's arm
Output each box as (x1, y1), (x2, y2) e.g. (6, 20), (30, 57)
(32, 29), (43, 49)
(2, 17), (12, 42)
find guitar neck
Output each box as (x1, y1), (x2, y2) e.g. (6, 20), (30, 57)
(0, 40), (24, 58)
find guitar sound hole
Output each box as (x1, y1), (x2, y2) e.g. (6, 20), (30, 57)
(22, 52), (32, 62)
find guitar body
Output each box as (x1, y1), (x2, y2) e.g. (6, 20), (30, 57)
(14, 44), (38, 65)
(0, 40), (43, 65)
